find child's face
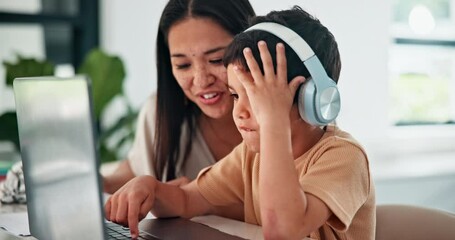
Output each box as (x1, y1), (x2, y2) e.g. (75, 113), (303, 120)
(227, 64), (261, 152)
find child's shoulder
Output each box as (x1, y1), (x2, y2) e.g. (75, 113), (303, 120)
(321, 125), (365, 151)
(304, 125), (368, 163)
(295, 125), (370, 176)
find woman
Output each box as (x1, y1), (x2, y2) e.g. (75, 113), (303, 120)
(103, 0), (255, 193)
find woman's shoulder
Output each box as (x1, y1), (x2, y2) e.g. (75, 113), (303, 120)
(144, 93), (157, 108)
(137, 93), (157, 115)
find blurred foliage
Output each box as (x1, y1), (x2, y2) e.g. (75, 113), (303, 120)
(98, 107), (138, 163)
(0, 49), (138, 163)
(78, 49), (125, 119)
(4, 56), (54, 86)
(0, 57), (54, 150)
(0, 112), (19, 150)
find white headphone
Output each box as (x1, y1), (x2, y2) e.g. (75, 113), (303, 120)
(244, 22), (340, 126)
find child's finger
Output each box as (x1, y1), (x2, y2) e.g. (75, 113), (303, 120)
(116, 195), (128, 224)
(128, 199), (141, 239)
(233, 65), (254, 88)
(276, 43), (288, 83)
(242, 47), (263, 84)
(257, 41), (275, 79)
(289, 76), (306, 98)
(110, 194), (119, 222)
(105, 198), (112, 220)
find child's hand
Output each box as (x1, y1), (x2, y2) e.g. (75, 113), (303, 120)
(234, 41), (305, 127)
(104, 175), (157, 239)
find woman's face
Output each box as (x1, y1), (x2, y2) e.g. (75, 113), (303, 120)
(167, 17), (234, 119)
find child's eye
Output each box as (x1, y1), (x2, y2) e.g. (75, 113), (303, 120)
(230, 93), (239, 100)
(209, 59), (223, 64)
(175, 63), (191, 69)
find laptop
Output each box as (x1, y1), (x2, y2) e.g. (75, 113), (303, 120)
(13, 76), (245, 240)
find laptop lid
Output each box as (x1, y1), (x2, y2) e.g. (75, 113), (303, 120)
(14, 76), (106, 240)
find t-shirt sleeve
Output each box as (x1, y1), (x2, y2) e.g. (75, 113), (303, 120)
(196, 142), (246, 206)
(299, 141), (370, 232)
(127, 95), (157, 176)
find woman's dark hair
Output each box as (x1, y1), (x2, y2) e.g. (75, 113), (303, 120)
(154, 0), (255, 181)
(223, 6), (342, 98)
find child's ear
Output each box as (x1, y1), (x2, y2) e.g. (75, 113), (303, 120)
(289, 105), (302, 120)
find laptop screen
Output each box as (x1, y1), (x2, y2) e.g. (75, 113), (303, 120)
(14, 76), (106, 240)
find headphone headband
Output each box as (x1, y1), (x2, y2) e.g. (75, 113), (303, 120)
(245, 22), (314, 61)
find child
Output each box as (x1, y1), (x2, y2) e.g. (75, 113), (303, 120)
(105, 6), (375, 240)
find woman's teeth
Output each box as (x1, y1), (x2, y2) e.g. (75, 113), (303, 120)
(202, 93), (218, 99)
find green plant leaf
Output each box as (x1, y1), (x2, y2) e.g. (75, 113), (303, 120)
(98, 110), (138, 144)
(97, 108), (138, 163)
(99, 143), (119, 164)
(3, 56), (54, 86)
(0, 112), (20, 151)
(77, 49), (126, 119)
(114, 130), (135, 150)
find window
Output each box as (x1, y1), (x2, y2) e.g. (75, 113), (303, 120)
(390, 0), (455, 126)
(0, 0), (98, 112)
(0, 0), (99, 152)
(0, 0), (99, 69)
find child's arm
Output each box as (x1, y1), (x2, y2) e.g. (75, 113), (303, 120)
(104, 176), (213, 238)
(102, 160), (135, 194)
(235, 41), (331, 239)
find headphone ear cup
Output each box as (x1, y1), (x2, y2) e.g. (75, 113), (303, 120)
(298, 76), (340, 126)
(298, 77), (320, 125)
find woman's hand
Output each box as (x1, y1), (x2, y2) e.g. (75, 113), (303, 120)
(104, 175), (157, 238)
(233, 41), (304, 127)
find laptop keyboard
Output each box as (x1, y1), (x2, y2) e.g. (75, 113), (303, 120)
(105, 222), (159, 240)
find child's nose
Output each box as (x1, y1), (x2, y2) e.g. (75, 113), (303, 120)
(234, 100), (250, 120)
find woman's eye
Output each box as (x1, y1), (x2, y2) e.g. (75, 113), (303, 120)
(209, 59), (223, 64)
(176, 64), (190, 69)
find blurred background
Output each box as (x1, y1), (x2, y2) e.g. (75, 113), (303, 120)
(1, 0), (454, 212)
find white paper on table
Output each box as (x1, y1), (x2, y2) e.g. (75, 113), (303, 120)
(191, 215), (264, 240)
(0, 211), (30, 236)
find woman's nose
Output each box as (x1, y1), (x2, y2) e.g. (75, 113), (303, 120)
(193, 66), (215, 88)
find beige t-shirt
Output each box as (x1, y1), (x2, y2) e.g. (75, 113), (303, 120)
(197, 126), (375, 240)
(127, 95), (216, 180)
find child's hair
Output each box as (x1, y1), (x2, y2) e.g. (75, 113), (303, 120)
(223, 6), (342, 93)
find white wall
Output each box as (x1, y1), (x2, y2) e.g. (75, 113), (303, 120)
(100, 0), (167, 108)
(0, 0), (44, 115)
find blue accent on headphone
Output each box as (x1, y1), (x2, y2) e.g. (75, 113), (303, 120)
(244, 22), (341, 126)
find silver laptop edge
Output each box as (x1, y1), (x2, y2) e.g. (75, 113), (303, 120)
(14, 76), (107, 240)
